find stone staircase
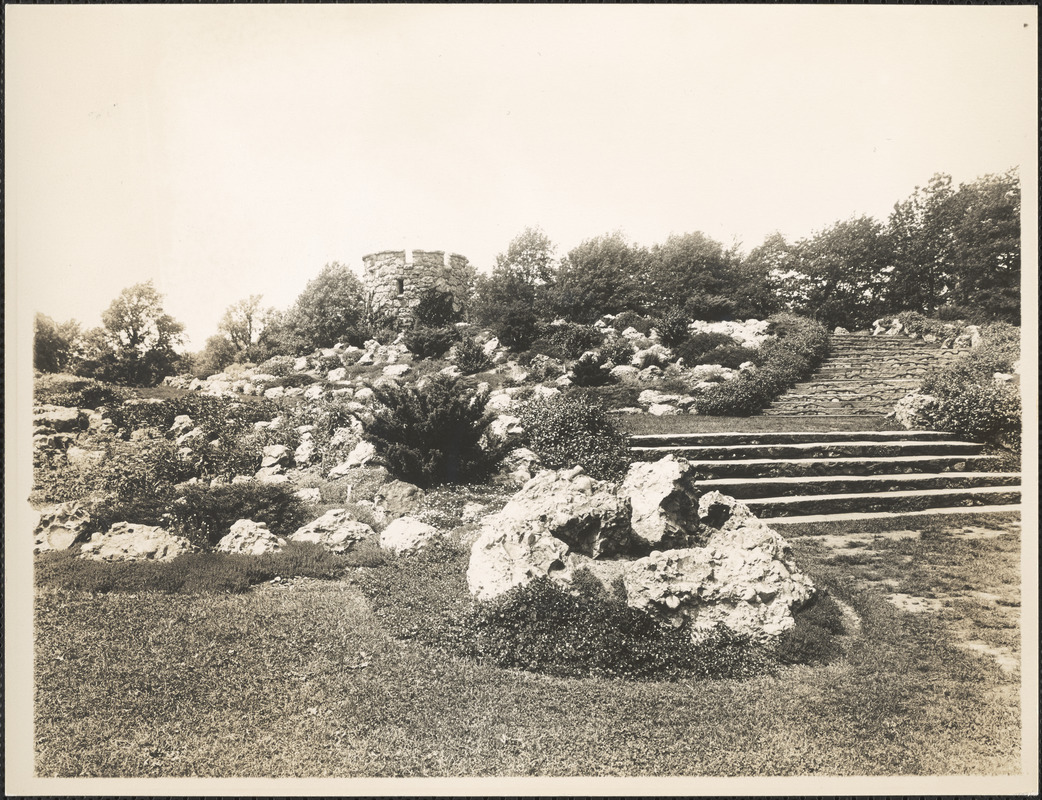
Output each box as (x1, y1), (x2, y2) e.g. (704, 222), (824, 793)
(763, 332), (968, 417)
(629, 430), (1021, 525)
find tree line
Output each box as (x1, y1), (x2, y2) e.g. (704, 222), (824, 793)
(34, 169), (1020, 386)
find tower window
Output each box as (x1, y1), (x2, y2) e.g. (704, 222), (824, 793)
(396, 278), (405, 295)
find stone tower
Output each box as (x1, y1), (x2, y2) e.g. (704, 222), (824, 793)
(362, 249), (471, 328)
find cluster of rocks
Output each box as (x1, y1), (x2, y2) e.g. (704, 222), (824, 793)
(466, 455), (815, 642)
(869, 317), (984, 349)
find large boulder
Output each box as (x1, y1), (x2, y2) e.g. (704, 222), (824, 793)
(34, 501), (92, 553)
(379, 516), (442, 555)
(466, 466), (634, 601)
(216, 519), (286, 555)
(619, 455), (703, 549)
(623, 492), (815, 641)
(290, 509), (375, 553)
(79, 523), (196, 562)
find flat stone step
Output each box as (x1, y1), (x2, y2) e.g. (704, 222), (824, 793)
(629, 430), (955, 447)
(697, 472), (1021, 499)
(660, 454), (1004, 478)
(765, 504), (1021, 527)
(744, 485), (1021, 517)
(631, 440), (984, 460)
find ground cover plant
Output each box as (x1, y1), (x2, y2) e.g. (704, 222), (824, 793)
(34, 510), (1021, 777)
(517, 393), (628, 480)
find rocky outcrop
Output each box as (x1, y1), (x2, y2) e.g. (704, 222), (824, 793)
(290, 509), (375, 553)
(466, 466), (634, 600)
(216, 519), (286, 555)
(623, 492), (814, 641)
(619, 455), (703, 549)
(34, 501), (92, 552)
(889, 391), (939, 429)
(79, 523), (195, 562)
(379, 516), (442, 555)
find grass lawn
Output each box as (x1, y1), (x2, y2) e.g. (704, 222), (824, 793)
(34, 513), (1022, 778)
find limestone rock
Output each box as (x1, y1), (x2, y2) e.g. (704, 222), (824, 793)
(379, 516), (442, 555)
(216, 519), (286, 555)
(382, 363), (411, 378)
(294, 487), (322, 503)
(466, 466), (635, 601)
(620, 455), (703, 549)
(497, 447), (543, 485)
(34, 501), (92, 553)
(328, 440), (376, 477)
(290, 509), (375, 553)
(648, 403), (681, 416)
(79, 523), (195, 562)
(377, 480), (425, 519)
(623, 492), (814, 641)
(66, 446), (106, 468)
(34, 405), (82, 433)
(889, 392), (938, 430)
(261, 444), (291, 468)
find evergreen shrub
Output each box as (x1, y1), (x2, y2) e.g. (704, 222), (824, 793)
(362, 375), (508, 487)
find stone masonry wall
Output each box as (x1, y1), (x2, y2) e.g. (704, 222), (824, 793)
(362, 249), (471, 328)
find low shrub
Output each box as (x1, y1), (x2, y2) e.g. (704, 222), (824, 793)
(600, 337), (635, 367)
(632, 348), (669, 370)
(34, 375), (130, 409)
(256, 355), (296, 377)
(672, 331), (737, 365)
(34, 541), (378, 595)
(683, 292), (737, 322)
(694, 314), (828, 416)
(654, 308), (691, 347)
(926, 383), (1021, 452)
(452, 338), (494, 375)
(167, 481), (311, 548)
(918, 322), (1021, 451)
(269, 373), (317, 389)
(565, 384), (642, 409)
(517, 394), (628, 480)
(611, 311), (654, 336)
(106, 394), (278, 438)
(569, 351), (612, 387)
(358, 553), (774, 682)
(772, 590), (846, 665)
(362, 375), (509, 487)
(532, 323), (605, 360)
(694, 344), (761, 369)
(469, 577), (772, 680)
(494, 304), (540, 352)
(33, 437), (194, 506)
(404, 325), (459, 361)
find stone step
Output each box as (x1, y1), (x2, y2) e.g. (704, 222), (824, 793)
(761, 409), (891, 417)
(697, 472), (1021, 499)
(764, 504), (1021, 527)
(779, 390), (912, 400)
(793, 379), (918, 389)
(630, 430), (955, 448)
(630, 439), (984, 460)
(744, 485), (1021, 518)
(657, 454), (1004, 479)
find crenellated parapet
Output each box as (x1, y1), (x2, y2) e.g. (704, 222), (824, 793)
(362, 248), (470, 328)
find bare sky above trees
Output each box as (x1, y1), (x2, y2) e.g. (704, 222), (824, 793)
(6, 4), (1036, 347)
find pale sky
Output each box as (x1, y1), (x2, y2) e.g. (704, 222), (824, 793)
(6, 4), (1037, 347)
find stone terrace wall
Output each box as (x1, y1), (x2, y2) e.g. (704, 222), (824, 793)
(363, 249), (471, 328)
